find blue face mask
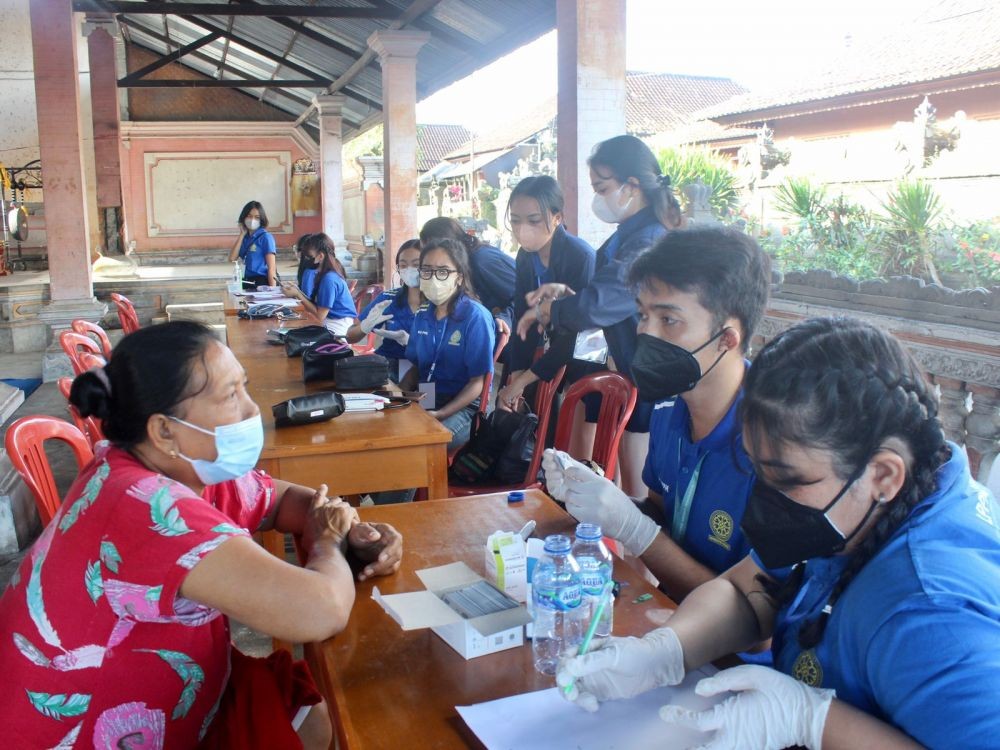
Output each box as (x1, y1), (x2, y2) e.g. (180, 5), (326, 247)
(170, 414), (264, 485)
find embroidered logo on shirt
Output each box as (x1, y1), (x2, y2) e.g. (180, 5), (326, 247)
(792, 649), (823, 687)
(448, 330), (462, 346)
(974, 488), (997, 530)
(707, 510), (733, 550)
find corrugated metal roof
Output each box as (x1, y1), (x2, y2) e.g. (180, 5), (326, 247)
(115, 0), (556, 138)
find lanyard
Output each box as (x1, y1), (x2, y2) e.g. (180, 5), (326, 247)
(670, 440), (709, 543)
(531, 252), (550, 288)
(425, 315), (451, 382)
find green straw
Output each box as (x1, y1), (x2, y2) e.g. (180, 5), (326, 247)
(562, 580), (614, 696)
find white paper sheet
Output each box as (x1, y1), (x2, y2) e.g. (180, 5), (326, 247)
(456, 666), (723, 750)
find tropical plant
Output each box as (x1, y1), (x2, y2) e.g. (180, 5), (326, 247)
(772, 176), (827, 220)
(945, 220), (1000, 286)
(878, 179), (944, 284)
(656, 146), (741, 218)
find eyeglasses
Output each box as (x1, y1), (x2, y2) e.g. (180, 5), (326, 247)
(419, 266), (459, 281)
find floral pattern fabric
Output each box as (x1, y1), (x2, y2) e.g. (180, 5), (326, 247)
(0, 444), (276, 748)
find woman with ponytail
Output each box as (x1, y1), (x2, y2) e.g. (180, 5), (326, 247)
(554, 317), (1000, 749)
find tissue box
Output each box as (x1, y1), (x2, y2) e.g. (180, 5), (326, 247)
(485, 531), (528, 603)
(373, 562), (531, 660)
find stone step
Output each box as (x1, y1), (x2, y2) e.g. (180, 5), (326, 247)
(165, 302), (225, 325)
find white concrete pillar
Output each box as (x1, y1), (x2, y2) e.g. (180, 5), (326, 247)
(314, 93), (350, 264)
(556, 0), (627, 249)
(368, 29), (429, 285)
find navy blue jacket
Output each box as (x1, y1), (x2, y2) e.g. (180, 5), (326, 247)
(510, 225), (596, 379)
(548, 206), (667, 380)
(469, 243), (516, 326)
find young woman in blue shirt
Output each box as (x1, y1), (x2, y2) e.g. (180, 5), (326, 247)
(229, 200), (277, 288)
(497, 176), (596, 411)
(557, 318), (1000, 750)
(402, 238), (496, 451)
(522, 135), (683, 495)
(281, 234), (356, 336)
(345, 239), (423, 381)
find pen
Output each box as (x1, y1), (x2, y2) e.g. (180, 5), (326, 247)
(562, 580), (614, 696)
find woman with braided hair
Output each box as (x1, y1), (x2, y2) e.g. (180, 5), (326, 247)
(556, 316), (1000, 749)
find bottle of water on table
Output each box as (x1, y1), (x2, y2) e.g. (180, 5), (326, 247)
(532, 534), (586, 675)
(572, 523), (614, 638)
(228, 261), (243, 294)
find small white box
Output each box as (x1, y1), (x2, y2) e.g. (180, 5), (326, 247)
(373, 562), (531, 660)
(485, 531), (528, 603)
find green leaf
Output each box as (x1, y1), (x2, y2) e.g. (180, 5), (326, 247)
(210, 523), (244, 535)
(136, 649), (204, 719)
(147, 486), (192, 537)
(25, 691), (91, 720)
(27, 550), (61, 649)
(84, 561), (103, 604)
(144, 585), (163, 603)
(58, 461), (110, 533)
(99, 540), (121, 574)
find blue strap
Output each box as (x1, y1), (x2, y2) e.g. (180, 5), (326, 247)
(530, 252), (550, 288)
(425, 315), (451, 382)
(670, 442), (709, 543)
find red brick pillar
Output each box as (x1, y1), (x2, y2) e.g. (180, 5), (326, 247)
(86, 17), (124, 256)
(556, 0), (627, 248)
(29, 0), (95, 302)
(368, 30), (429, 286)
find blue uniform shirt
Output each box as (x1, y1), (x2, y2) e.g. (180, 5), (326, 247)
(360, 289), (417, 360)
(405, 294), (495, 409)
(642, 387), (754, 573)
(300, 267), (317, 298)
(754, 444), (1000, 748)
(313, 271), (357, 322)
(239, 227), (276, 278)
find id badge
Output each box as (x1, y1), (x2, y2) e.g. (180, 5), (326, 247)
(418, 381), (436, 408)
(573, 328), (609, 364)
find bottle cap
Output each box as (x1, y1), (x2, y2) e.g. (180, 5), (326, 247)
(507, 490), (525, 503)
(575, 522), (602, 540)
(543, 534), (572, 554)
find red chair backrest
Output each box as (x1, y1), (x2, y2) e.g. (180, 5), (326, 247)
(474, 317), (513, 417)
(353, 284), (385, 355)
(5, 416), (95, 526)
(71, 319), (113, 358)
(110, 293), (140, 334)
(56, 377), (106, 447)
(521, 365), (566, 485)
(554, 371), (637, 482)
(59, 331), (103, 376)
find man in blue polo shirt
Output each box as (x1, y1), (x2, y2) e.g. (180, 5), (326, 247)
(543, 227), (770, 601)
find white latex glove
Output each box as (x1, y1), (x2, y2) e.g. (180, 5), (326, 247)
(556, 627), (685, 713)
(541, 449), (659, 557)
(373, 327), (409, 346)
(360, 299), (394, 334)
(659, 665), (835, 750)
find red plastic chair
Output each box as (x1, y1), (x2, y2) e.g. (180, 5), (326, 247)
(352, 284), (385, 355)
(56, 377), (106, 447)
(110, 293), (140, 334)
(449, 365), (567, 497)
(59, 331), (104, 376)
(553, 371), (637, 483)
(71, 319), (113, 358)
(5, 416), (95, 526)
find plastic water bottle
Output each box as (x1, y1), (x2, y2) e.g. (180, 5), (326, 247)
(572, 523), (614, 638)
(228, 261), (243, 293)
(532, 534), (586, 675)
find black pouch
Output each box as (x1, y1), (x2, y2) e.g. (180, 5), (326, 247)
(284, 326), (336, 357)
(272, 391), (346, 427)
(334, 354), (390, 390)
(449, 407), (535, 484)
(302, 341), (354, 382)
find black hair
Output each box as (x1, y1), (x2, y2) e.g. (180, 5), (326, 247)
(419, 237), (477, 315)
(506, 175), (565, 231)
(743, 316), (949, 648)
(628, 227), (771, 353)
(237, 200), (269, 229)
(295, 233), (317, 287)
(310, 233), (348, 304)
(70, 321), (219, 449)
(394, 239), (422, 303)
(588, 135), (683, 229)
(419, 217), (482, 255)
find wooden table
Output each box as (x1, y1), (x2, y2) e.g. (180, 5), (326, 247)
(307, 490), (679, 750)
(226, 315), (451, 499)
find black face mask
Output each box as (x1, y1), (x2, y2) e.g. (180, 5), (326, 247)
(741, 466), (883, 569)
(630, 330), (727, 402)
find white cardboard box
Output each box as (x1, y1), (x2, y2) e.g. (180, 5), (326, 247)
(485, 531), (528, 603)
(373, 561), (531, 660)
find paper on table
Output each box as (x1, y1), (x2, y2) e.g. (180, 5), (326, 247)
(457, 666), (723, 750)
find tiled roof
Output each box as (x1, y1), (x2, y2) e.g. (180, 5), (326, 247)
(444, 97), (558, 158)
(417, 124), (474, 171)
(697, 0), (1000, 121)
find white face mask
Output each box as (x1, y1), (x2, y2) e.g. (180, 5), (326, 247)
(169, 414), (263, 485)
(245, 217), (261, 231)
(592, 183), (634, 224)
(514, 224), (552, 252)
(420, 276), (459, 306)
(399, 267), (421, 288)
